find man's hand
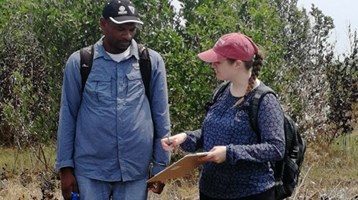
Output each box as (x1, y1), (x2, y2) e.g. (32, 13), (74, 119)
(147, 181), (165, 194)
(60, 167), (79, 200)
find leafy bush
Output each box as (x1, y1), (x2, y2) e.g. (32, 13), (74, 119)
(0, 1), (50, 146)
(0, 0), (357, 147)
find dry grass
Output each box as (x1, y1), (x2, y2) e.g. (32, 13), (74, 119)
(0, 145), (61, 200)
(1, 130), (358, 199)
(292, 132), (358, 200)
(149, 176), (200, 200)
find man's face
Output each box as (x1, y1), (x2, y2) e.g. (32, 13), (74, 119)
(100, 18), (137, 54)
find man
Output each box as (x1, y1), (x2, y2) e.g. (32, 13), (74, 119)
(55, 0), (170, 199)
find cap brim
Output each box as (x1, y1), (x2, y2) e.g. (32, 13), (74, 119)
(110, 17), (144, 25)
(198, 49), (226, 63)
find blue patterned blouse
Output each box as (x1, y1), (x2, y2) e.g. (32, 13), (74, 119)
(181, 83), (285, 199)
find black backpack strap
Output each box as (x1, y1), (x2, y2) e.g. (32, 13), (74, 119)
(79, 44), (151, 99)
(138, 44), (151, 100)
(80, 45), (94, 93)
(249, 83), (276, 142)
(205, 81), (230, 112)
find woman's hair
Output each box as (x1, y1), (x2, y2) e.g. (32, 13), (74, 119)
(229, 48), (264, 107)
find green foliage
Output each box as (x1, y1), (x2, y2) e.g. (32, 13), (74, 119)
(0, 0), (104, 146)
(30, 0), (104, 144)
(166, 0), (288, 132)
(33, 0), (102, 58)
(0, 0), (356, 146)
(0, 0), (52, 146)
(326, 29), (358, 141)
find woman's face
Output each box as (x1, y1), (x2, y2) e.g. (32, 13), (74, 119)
(211, 59), (239, 81)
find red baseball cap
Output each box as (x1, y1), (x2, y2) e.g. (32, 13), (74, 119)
(198, 33), (258, 62)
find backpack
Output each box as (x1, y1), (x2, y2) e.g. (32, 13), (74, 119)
(207, 81), (306, 200)
(79, 44), (152, 98)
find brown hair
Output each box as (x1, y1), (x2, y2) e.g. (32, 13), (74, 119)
(229, 48), (264, 107)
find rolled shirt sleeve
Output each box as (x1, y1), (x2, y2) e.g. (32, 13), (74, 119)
(55, 51), (82, 171)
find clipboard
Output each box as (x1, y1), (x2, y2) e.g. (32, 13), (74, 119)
(147, 152), (209, 183)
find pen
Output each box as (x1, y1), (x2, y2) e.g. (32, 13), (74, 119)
(167, 134), (171, 145)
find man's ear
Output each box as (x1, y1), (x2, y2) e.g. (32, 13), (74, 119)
(99, 17), (107, 32)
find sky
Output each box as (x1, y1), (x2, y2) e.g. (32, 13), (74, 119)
(297, 0), (358, 55)
(171, 0), (358, 55)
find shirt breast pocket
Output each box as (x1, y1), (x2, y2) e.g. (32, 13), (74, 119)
(86, 75), (115, 106)
(126, 71), (144, 100)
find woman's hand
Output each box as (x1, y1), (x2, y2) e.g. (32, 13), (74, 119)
(199, 146), (227, 163)
(161, 133), (187, 151)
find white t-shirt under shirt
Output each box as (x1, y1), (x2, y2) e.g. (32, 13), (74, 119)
(106, 46), (131, 63)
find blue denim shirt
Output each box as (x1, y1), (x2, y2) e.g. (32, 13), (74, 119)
(181, 84), (285, 199)
(56, 38), (171, 182)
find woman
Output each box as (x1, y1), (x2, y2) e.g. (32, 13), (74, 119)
(161, 33), (285, 200)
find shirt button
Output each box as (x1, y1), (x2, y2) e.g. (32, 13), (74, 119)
(118, 85), (124, 91)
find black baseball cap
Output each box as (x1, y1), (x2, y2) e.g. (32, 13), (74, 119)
(102, 0), (143, 25)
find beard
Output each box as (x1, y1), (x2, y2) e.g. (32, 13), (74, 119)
(103, 38), (132, 54)
(113, 40), (131, 53)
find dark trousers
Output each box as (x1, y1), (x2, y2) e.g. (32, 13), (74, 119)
(200, 187), (275, 200)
